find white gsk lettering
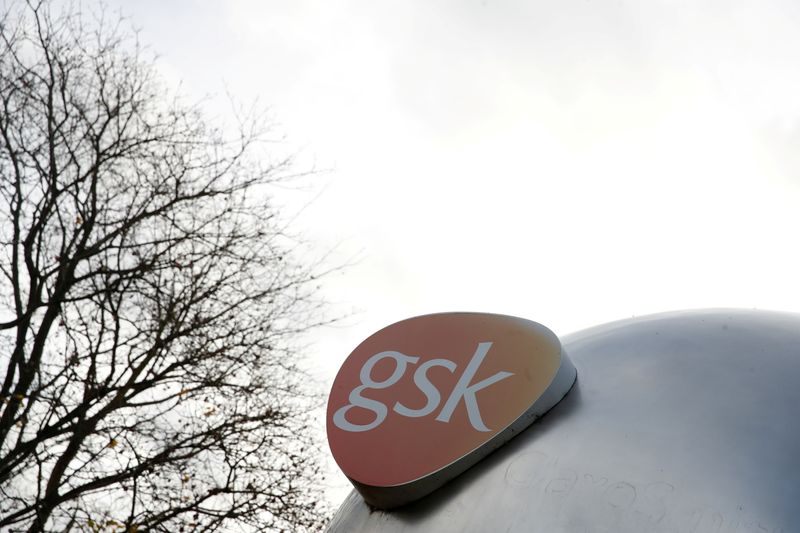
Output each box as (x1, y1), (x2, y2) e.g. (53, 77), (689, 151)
(332, 342), (513, 433)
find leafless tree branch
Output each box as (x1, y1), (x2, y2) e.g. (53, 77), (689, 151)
(0, 2), (332, 531)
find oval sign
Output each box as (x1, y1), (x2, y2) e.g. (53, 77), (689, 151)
(326, 312), (577, 509)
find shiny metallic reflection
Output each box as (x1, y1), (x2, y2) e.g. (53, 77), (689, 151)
(327, 309), (800, 533)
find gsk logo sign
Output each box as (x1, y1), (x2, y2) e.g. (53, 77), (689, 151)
(332, 341), (512, 433)
(326, 312), (577, 509)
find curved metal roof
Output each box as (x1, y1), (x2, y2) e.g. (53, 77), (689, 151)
(327, 309), (800, 532)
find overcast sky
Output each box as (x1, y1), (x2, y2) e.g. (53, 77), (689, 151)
(105, 0), (800, 505)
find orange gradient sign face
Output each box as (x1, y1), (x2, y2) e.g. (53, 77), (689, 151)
(326, 312), (576, 509)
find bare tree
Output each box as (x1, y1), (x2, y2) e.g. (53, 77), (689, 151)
(0, 2), (330, 531)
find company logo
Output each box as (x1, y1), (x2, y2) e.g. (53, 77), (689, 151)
(332, 341), (512, 433)
(326, 312), (577, 509)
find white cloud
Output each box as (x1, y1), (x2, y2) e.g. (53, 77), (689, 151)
(105, 0), (800, 506)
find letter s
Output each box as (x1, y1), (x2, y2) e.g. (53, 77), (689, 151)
(394, 358), (456, 418)
(333, 351), (419, 432)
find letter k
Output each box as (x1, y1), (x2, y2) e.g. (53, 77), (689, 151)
(436, 342), (513, 432)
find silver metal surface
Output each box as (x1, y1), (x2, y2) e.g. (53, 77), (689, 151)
(326, 309), (800, 532)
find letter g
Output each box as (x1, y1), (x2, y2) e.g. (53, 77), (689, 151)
(333, 351), (419, 432)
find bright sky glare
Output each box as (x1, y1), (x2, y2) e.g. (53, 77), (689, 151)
(105, 0), (800, 506)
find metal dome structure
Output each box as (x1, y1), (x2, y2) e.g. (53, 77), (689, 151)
(326, 309), (800, 532)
